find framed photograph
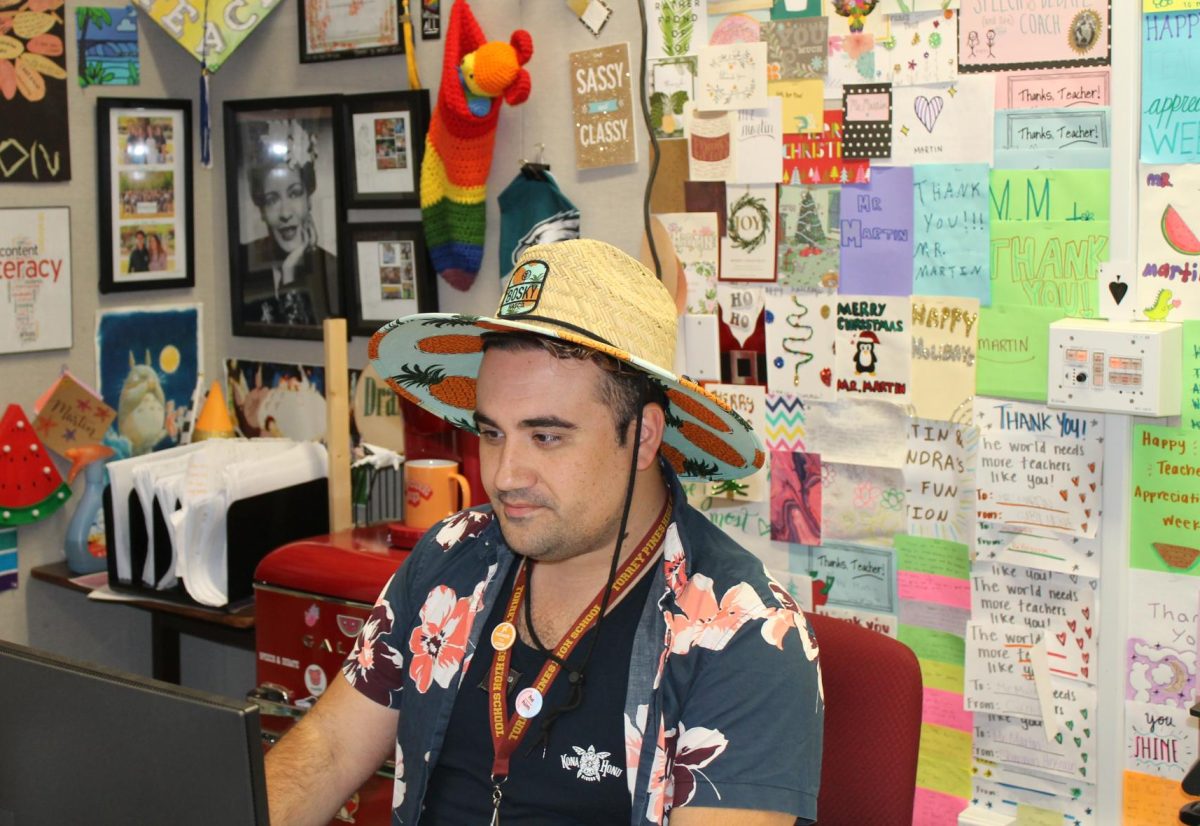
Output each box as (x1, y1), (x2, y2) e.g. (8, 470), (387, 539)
(96, 98), (194, 293)
(224, 95), (345, 341)
(299, 0), (404, 63)
(344, 222), (436, 337)
(341, 90), (430, 209)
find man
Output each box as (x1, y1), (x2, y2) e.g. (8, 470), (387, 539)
(266, 239), (823, 825)
(127, 230), (150, 273)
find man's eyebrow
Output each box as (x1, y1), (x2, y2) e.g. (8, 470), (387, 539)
(472, 411), (578, 431)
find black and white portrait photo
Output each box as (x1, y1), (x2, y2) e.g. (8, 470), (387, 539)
(225, 97), (344, 339)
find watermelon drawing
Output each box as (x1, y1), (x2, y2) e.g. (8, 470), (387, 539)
(1162, 205), (1200, 256)
(0, 404), (72, 526)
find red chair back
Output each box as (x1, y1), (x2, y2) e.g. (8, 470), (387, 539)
(809, 612), (923, 826)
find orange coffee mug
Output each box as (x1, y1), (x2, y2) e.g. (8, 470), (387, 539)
(404, 459), (471, 530)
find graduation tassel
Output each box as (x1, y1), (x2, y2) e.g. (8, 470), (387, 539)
(199, 66), (212, 167)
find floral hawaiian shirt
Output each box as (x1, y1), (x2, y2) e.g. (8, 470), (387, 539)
(343, 467), (824, 825)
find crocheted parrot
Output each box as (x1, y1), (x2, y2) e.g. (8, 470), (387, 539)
(421, 0), (533, 291)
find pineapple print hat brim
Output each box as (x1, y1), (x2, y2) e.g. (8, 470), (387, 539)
(368, 239), (765, 481)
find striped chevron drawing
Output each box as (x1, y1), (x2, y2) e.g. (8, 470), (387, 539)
(765, 392), (807, 452)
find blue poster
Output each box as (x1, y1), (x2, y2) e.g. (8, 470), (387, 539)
(1142, 11), (1200, 162)
(912, 164), (990, 303)
(96, 305), (200, 458)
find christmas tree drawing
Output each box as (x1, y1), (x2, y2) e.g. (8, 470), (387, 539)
(793, 190), (827, 254)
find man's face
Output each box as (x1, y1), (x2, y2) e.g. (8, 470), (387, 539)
(475, 347), (632, 564)
(135, 233), (145, 249)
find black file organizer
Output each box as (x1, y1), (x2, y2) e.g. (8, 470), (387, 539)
(103, 478), (330, 610)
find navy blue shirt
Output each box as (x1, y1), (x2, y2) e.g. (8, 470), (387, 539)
(422, 562), (654, 824)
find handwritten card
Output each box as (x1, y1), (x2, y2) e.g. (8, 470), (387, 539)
(975, 303), (1065, 403)
(796, 540), (898, 613)
(972, 760), (1098, 823)
(994, 107), (1111, 169)
(32, 372), (117, 456)
(838, 166), (914, 295)
(731, 99), (784, 183)
(895, 534), (971, 639)
(905, 419), (978, 545)
(822, 462), (907, 546)
(1185, 321), (1200, 426)
(834, 295), (911, 403)
(706, 383), (768, 501)
(958, 0), (1109, 73)
(973, 713), (1086, 782)
(1123, 770), (1200, 826)
(764, 391), (807, 451)
(977, 519), (1101, 578)
(804, 396), (908, 466)
(764, 290), (837, 401)
(990, 220), (1109, 318)
(656, 212), (719, 314)
(910, 297), (979, 422)
(880, 11), (959, 86)
(649, 57), (698, 140)
(888, 76), (995, 166)
(913, 164), (991, 301)
(989, 169), (1111, 222)
(972, 561), (1098, 684)
(1131, 425), (1200, 574)
(1142, 12), (1200, 163)
(763, 17), (828, 79)
(696, 42), (769, 110)
(1137, 164), (1200, 321)
(995, 67), (1110, 110)
(843, 82), (893, 158)
(976, 398), (1104, 538)
(1125, 700), (1197, 780)
(770, 449), (821, 542)
(965, 619), (1041, 718)
(686, 108), (733, 180)
(769, 78), (825, 133)
(782, 110), (871, 186)
(721, 184), (777, 280)
(777, 184), (841, 293)
(1126, 568), (1198, 708)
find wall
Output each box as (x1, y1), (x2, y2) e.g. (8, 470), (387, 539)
(0, 0), (651, 696)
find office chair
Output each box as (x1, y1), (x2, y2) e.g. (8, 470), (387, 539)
(808, 612), (924, 826)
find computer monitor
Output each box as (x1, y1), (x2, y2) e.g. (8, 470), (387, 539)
(0, 640), (269, 826)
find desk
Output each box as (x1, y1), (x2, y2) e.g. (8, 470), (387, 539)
(30, 562), (255, 684)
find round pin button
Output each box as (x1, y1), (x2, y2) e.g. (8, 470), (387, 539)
(491, 621), (517, 651)
(514, 687), (543, 719)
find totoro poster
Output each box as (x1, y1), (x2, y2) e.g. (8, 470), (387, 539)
(95, 304), (201, 459)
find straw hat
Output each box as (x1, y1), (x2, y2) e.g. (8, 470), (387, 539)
(368, 239), (764, 480)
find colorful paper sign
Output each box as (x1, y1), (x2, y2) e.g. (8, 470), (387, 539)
(994, 68), (1110, 110)
(795, 541), (899, 613)
(1131, 425), (1200, 575)
(763, 17), (828, 79)
(910, 297), (978, 422)
(834, 295), (911, 402)
(1136, 164), (1200, 321)
(1185, 320), (1200, 426)
(904, 420), (977, 546)
(975, 303), (1064, 403)
(1126, 568), (1198, 709)
(912, 164), (991, 301)
(842, 82), (893, 158)
(879, 11), (959, 86)
(958, 0), (1109, 73)
(763, 290), (837, 401)
(32, 373), (117, 457)
(822, 462), (907, 546)
(889, 76), (995, 166)
(1123, 770), (1200, 825)
(763, 391), (807, 451)
(1142, 11), (1200, 163)
(838, 166), (914, 295)
(782, 110), (871, 186)
(994, 107), (1111, 169)
(1125, 700), (1197, 780)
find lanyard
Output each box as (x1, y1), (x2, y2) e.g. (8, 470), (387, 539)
(487, 501), (671, 784)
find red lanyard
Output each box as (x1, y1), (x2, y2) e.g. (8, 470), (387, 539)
(487, 502), (671, 781)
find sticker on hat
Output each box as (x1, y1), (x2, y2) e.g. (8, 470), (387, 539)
(499, 260), (549, 317)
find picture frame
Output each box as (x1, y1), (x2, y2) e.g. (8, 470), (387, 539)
(341, 89), (430, 209)
(298, 0), (404, 63)
(343, 221), (436, 337)
(224, 95), (346, 341)
(96, 98), (194, 293)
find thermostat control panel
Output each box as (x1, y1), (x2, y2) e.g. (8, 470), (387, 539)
(1048, 319), (1181, 416)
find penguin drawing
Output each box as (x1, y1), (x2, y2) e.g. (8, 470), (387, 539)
(854, 331), (879, 375)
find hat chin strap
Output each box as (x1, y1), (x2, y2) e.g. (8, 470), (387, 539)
(509, 314), (616, 348)
(523, 396), (646, 754)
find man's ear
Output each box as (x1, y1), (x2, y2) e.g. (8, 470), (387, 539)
(635, 402), (666, 471)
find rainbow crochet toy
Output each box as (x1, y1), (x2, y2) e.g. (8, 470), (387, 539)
(421, 0), (532, 291)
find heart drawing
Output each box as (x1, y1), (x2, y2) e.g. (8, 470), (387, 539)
(914, 95), (944, 133)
